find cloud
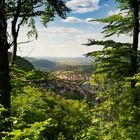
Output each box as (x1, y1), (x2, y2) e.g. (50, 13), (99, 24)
(62, 17), (83, 23)
(17, 27), (104, 57)
(107, 9), (130, 17)
(107, 9), (120, 16)
(36, 26), (86, 38)
(36, 26), (83, 35)
(45, 26), (83, 35)
(66, 0), (99, 13)
(104, 4), (109, 7)
(75, 33), (103, 41)
(62, 16), (100, 24)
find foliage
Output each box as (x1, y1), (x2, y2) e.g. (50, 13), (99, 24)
(9, 86), (92, 139)
(82, 0), (140, 139)
(6, 0), (70, 64)
(0, 65), (94, 139)
(0, 105), (8, 134)
(6, 0), (70, 35)
(85, 39), (132, 79)
(95, 0), (139, 37)
(8, 53), (34, 72)
(83, 37), (140, 139)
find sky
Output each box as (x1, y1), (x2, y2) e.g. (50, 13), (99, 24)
(10, 0), (133, 58)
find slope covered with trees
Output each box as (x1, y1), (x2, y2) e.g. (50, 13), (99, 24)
(8, 53), (34, 72)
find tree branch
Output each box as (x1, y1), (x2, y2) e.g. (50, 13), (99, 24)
(17, 40), (33, 45)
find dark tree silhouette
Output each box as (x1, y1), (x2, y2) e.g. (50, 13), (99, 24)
(0, 0), (11, 132)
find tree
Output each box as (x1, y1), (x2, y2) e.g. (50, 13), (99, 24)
(129, 0), (139, 89)
(6, 0), (70, 64)
(0, 0), (70, 133)
(88, 0), (140, 105)
(83, 0), (140, 139)
(85, 40), (132, 79)
(0, 0), (11, 132)
(93, 0), (140, 88)
(85, 39), (140, 138)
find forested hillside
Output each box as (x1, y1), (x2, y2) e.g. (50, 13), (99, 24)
(8, 53), (34, 72)
(25, 57), (95, 73)
(0, 0), (140, 140)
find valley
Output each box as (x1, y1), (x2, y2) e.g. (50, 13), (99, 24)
(25, 56), (95, 73)
(25, 57), (97, 100)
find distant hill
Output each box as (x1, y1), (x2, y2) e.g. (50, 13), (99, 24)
(25, 57), (57, 70)
(24, 57), (95, 73)
(36, 57), (93, 65)
(8, 53), (34, 72)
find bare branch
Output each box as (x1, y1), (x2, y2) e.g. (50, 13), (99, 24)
(17, 40), (33, 45)
(16, 14), (28, 37)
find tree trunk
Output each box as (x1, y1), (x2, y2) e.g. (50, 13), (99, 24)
(0, 0), (11, 132)
(11, 0), (21, 65)
(130, 0), (139, 88)
(11, 29), (18, 65)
